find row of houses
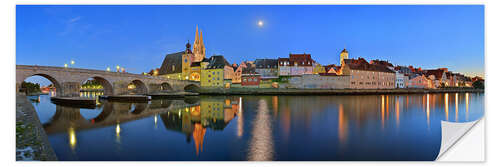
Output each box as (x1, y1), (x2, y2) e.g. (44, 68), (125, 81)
(148, 27), (480, 90)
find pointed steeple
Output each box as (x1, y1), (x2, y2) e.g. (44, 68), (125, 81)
(194, 25), (199, 45)
(199, 30), (204, 47)
(192, 26), (206, 62)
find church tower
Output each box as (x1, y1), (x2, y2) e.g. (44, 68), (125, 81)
(340, 48), (349, 65)
(192, 26), (206, 62)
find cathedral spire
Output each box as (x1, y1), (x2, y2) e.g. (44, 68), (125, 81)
(199, 30), (204, 47)
(194, 25), (199, 45)
(192, 26), (206, 62)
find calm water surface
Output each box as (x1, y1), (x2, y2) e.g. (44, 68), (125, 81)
(29, 92), (484, 161)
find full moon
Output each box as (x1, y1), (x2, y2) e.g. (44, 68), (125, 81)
(258, 20), (264, 27)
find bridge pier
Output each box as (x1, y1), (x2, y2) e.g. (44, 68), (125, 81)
(60, 82), (81, 97)
(148, 83), (162, 93)
(113, 81), (129, 95)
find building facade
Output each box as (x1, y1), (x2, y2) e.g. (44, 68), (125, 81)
(158, 51), (185, 80)
(241, 65), (261, 87)
(278, 74), (349, 89)
(339, 58), (396, 89)
(200, 55), (231, 88)
(289, 53), (314, 76)
(395, 72), (407, 88)
(255, 59), (278, 79)
(340, 48), (349, 65)
(278, 58), (291, 76)
(231, 63), (245, 84)
(408, 74), (432, 89)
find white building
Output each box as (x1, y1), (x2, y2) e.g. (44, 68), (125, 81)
(395, 72), (406, 88)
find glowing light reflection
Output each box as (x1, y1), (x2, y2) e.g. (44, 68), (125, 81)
(381, 95), (385, 128)
(338, 104), (348, 144)
(426, 94), (430, 128)
(466, 93), (469, 121)
(455, 93), (459, 122)
(237, 97), (243, 138)
(248, 99), (273, 161)
(396, 96), (400, 128)
(445, 93), (449, 121)
(68, 127), (77, 151)
(116, 123), (121, 143)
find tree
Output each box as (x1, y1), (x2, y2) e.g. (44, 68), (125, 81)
(20, 81), (41, 94)
(472, 80), (484, 89)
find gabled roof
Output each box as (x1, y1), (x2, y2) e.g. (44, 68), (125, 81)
(277, 58), (289, 62)
(423, 69), (446, 79)
(289, 53), (314, 66)
(242, 65), (259, 75)
(409, 74), (425, 80)
(159, 51), (184, 75)
(344, 58), (395, 73)
(206, 55), (230, 69)
(324, 64), (340, 73)
(255, 59), (278, 69)
(370, 59), (394, 67)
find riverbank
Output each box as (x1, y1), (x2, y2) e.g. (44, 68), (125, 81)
(16, 94), (57, 161)
(199, 88), (484, 95)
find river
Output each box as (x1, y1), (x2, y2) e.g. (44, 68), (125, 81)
(27, 92), (484, 161)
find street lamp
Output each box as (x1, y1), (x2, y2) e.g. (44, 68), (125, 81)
(116, 65), (120, 72)
(70, 60), (75, 65)
(64, 64), (68, 68)
(106, 67), (110, 72)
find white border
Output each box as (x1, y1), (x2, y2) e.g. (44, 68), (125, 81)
(3, 0), (496, 166)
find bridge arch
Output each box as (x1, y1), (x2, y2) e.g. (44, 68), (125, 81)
(130, 103), (148, 115)
(160, 82), (173, 92)
(90, 102), (114, 123)
(20, 73), (62, 96)
(82, 76), (114, 96)
(184, 84), (201, 93)
(129, 79), (148, 95)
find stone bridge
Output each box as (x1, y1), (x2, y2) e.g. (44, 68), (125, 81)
(16, 65), (200, 97)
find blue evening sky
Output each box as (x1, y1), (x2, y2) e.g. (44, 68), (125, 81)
(17, 5), (484, 85)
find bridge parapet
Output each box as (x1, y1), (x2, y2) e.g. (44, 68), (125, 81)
(16, 65), (200, 97)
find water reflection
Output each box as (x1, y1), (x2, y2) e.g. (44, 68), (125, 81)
(445, 93), (449, 121)
(466, 93), (469, 121)
(248, 99), (274, 161)
(31, 93), (483, 161)
(68, 127), (76, 151)
(237, 97), (244, 138)
(80, 91), (104, 99)
(338, 104), (347, 145)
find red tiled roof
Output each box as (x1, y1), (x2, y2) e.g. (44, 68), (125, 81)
(370, 59), (394, 67)
(289, 53), (314, 67)
(423, 69), (446, 79)
(344, 58), (395, 73)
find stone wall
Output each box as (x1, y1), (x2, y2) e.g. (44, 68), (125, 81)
(279, 74), (350, 89)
